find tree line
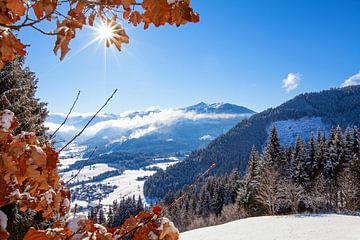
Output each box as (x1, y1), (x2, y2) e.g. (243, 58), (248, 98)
(161, 126), (360, 231)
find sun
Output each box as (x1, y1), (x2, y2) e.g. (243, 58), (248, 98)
(96, 22), (114, 41)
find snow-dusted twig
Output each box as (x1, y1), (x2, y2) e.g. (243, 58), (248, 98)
(58, 89), (117, 152)
(50, 91), (80, 140)
(64, 146), (97, 185)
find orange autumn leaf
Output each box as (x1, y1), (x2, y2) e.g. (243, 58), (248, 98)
(6, 0), (26, 18)
(23, 228), (48, 240)
(88, 11), (96, 26)
(129, 11), (143, 26)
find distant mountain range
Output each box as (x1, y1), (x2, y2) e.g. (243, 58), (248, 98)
(47, 102), (255, 155)
(144, 86), (360, 199)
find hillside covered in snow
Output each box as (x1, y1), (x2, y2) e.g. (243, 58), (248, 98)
(180, 214), (360, 240)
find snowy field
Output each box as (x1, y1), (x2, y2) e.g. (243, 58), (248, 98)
(97, 169), (156, 206)
(59, 145), (179, 210)
(60, 163), (117, 182)
(181, 214), (360, 240)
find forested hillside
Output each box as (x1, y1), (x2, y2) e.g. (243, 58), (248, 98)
(144, 86), (360, 199)
(161, 126), (360, 231)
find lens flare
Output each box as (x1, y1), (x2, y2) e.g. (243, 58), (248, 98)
(97, 23), (114, 41)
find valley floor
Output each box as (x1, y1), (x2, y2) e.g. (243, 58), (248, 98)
(180, 214), (360, 240)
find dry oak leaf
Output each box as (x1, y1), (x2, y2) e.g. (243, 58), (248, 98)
(129, 11), (143, 26)
(158, 218), (179, 240)
(88, 11), (96, 26)
(0, 31), (26, 67)
(32, 0), (57, 20)
(30, 145), (47, 167)
(23, 227), (67, 240)
(171, 1), (199, 27)
(121, 0), (136, 10)
(53, 22), (75, 60)
(142, 0), (172, 29)
(0, 109), (17, 131)
(6, 0), (26, 19)
(0, 225), (9, 240)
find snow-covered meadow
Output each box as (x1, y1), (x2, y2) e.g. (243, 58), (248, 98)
(180, 214), (360, 240)
(58, 144), (179, 210)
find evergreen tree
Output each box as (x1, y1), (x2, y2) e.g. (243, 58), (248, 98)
(136, 196), (144, 213)
(293, 136), (308, 186)
(0, 57), (47, 137)
(0, 58), (49, 239)
(107, 205), (114, 227)
(324, 128), (339, 180)
(314, 130), (326, 176)
(283, 145), (293, 177)
(350, 127), (360, 180)
(307, 133), (316, 182)
(237, 146), (262, 216)
(343, 127), (353, 169)
(224, 170), (240, 205)
(98, 208), (106, 225)
(264, 126), (283, 167)
(335, 126), (345, 170)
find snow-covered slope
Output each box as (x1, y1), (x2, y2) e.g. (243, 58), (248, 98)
(181, 214), (360, 240)
(267, 117), (329, 146)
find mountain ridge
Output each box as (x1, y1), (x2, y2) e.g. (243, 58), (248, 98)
(144, 86), (360, 199)
(47, 102), (254, 155)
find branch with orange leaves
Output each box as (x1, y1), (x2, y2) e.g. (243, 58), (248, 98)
(0, 0), (200, 69)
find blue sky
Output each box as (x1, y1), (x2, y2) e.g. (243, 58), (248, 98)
(20, 0), (360, 113)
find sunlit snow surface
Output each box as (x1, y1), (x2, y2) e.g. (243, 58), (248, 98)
(60, 164), (117, 182)
(267, 117), (329, 146)
(181, 214), (360, 240)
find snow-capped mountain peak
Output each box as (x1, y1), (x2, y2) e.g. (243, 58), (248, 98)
(47, 102), (255, 155)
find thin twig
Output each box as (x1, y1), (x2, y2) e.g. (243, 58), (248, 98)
(31, 25), (58, 36)
(65, 146), (97, 185)
(50, 91), (81, 139)
(159, 163), (217, 216)
(58, 89), (117, 152)
(117, 163), (216, 239)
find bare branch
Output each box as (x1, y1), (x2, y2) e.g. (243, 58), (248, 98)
(50, 91), (81, 139)
(31, 25), (58, 36)
(58, 89), (117, 152)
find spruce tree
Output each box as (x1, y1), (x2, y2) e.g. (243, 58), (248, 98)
(237, 146), (262, 216)
(335, 126), (345, 170)
(284, 145), (293, 169)
(343, 127), (353, 169)
(136, 196), (144, 213)
(307, 133), (316, 182)
(264, 126), (283, 167)
(107, 205), (114, 227)
(0, 57), (47, 137)
(98, 208), (106, 225)
(293, 136), (308, 186)
(324, 128), (339, 180)
(314, 130), (326, 176)
(350, 127), (360, 181)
